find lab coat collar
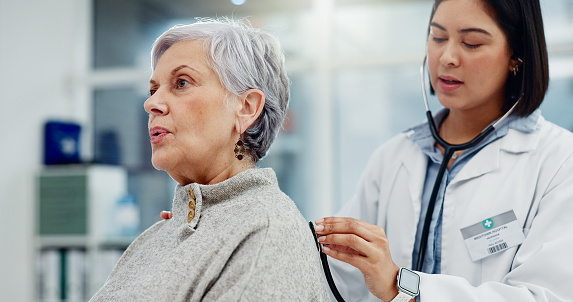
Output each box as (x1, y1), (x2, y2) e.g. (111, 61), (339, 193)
(406, 109), (542, 183)
(499, 112), (542, 154)
(453, 112), (542, 183)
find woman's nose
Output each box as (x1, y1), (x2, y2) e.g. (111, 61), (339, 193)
(144, 92), (168, 116)
(439, 42), (459, 67)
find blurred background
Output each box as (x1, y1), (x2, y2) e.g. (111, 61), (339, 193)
(1, 0), (572, 300)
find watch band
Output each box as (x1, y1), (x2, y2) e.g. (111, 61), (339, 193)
(390, 291), (413, 302)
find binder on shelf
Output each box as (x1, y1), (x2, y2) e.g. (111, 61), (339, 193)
(39, 249), (61, 301)
(38, 248), (88, 302)
(66, 249), (86, 301)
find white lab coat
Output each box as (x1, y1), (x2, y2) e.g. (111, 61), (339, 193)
(330, 115), (573, 302)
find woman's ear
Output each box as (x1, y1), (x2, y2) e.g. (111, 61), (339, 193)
(509, 55), (523, 72)
(235, 89), (265, 134)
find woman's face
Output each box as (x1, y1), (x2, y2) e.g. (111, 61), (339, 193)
(427, 0), (515, 116)
(144, 40), (238, 185)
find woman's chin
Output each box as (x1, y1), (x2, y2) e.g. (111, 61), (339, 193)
(150, 155), (172, 172)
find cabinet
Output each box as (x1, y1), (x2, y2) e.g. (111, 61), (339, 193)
(35, 165), (135, 301)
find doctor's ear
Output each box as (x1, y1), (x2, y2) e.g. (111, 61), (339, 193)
(234, 89), (265, 134)
(508, 55), (523, 76)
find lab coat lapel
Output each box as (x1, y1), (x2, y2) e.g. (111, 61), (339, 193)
(499, 127), (539, 154)
(401, 134), (428, 220)
(452, 127), (539, 184)
(453, 139), (501, 183)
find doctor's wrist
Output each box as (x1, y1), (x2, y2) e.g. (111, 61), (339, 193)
(383, 289), (400, 302)
(377, 269), (399, 302)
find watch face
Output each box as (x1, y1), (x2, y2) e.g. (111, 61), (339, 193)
(398, 268), (420, 296)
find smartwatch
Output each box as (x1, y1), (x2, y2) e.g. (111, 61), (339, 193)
(390, 268), (420, 302)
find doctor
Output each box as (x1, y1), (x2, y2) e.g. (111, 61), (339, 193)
(314, 0), (573, 301)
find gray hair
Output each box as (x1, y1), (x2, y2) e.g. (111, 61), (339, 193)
(151, 18), (290, 161)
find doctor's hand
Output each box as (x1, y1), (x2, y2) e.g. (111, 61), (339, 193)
(314, 217), (401, 302)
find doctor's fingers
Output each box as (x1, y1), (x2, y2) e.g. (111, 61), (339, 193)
(321, 242), (370, 271)
(320, 235), (395, 282)
(319, 233), (387, 259)
(315, 217), (387, 242)
(324, 243), (361, 255)
(321, 232), (399, 302)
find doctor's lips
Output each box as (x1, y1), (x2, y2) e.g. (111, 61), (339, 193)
(149, 126), (171, 144)
(439, 75), (464, 92)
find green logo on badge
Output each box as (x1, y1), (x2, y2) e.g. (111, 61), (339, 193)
(483, 218), (494, 229)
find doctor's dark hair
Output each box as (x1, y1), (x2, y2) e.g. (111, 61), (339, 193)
(429, 0), (549, 117)
(151, 18), (290, 161)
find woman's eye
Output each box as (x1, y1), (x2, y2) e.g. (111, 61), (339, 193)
(463, 42), (481, 49)
(149, 89), (157, 96)
(432, 37), (447, 43)
(176, 79), (189, 89)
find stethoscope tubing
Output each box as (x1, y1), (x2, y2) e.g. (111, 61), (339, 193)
(308, 221), (346, 302)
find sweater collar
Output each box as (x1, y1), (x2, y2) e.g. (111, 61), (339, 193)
(171, 168), (276, 230)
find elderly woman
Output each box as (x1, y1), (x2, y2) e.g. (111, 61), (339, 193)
(90, 19), (328, 301)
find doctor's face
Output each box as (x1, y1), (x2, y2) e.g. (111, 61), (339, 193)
(427, 0), (515, 116)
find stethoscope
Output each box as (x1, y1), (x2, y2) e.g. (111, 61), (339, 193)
(309, 56), (521, 302)
(416, 55), (520, 271)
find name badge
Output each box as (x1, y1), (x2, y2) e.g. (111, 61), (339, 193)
(460, 210), (525, 261)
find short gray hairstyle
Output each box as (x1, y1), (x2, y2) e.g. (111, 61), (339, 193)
(151, 18), (290, 161)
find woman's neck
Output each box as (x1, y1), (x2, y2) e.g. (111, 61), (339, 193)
(439, 106), (503, 145)
(170, 156), (255, 186)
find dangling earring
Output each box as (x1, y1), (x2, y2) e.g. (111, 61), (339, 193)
(512, 58), (523, 77)
(512, 66), (518, 77)
(234, 137), (245, 160)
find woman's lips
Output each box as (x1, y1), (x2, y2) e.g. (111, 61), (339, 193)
(439, 76), (463, 92)
(149, 126), (170, 144)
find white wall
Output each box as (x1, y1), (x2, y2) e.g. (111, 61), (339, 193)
(0, 0), (90, 300)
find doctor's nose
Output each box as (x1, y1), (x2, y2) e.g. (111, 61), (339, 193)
(144, 91), (168, 116)
(439, 43), (460, 67)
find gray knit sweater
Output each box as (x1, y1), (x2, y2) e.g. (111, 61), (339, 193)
(90, 168), (329, 301)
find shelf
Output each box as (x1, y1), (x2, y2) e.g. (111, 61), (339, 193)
(35, 166), (130, 302)
(99, 237), (136, 249)
(37, 235), (135, 249)
(38, 236), (89, 248)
